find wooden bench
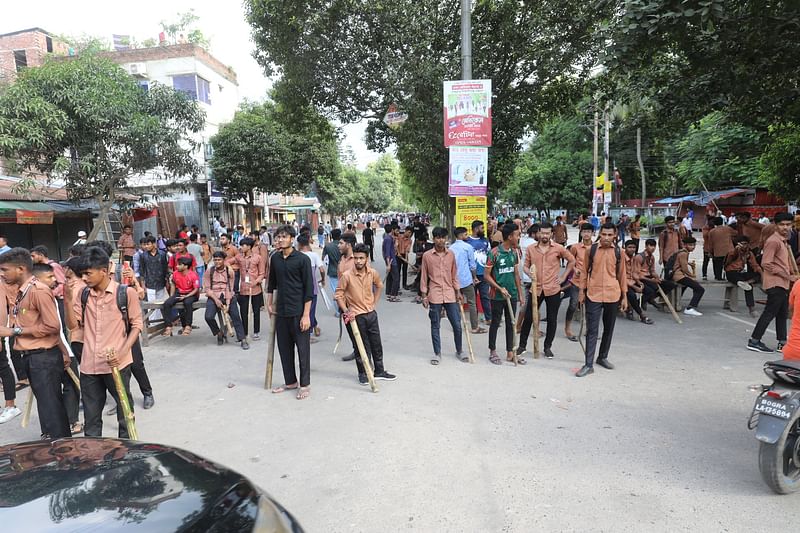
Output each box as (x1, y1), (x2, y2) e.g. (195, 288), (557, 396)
(140, 296), (207, 347)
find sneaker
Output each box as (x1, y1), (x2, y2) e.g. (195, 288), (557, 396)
(341, 351), (356, 362)
(241, 340), (250, 350)
(544, 348), (555, 359)
(737, 281), (753, 292)
(516, 347), (527, 356)
(374, 371), (397, 381)
(105, 406), (117, 416)
(747, 339), (774, 354)
(217, 333), (224, 346)
(777, 342), (785, 353)
(358, 374), (368, 386)
(0, 406), (21, 424)
(684, 308), (703, 317)
(252, 333), (260, 340)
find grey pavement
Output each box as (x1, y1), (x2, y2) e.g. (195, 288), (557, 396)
(1, 233), (797, 532)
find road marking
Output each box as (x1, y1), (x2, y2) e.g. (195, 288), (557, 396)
(716, 312), (775, 336)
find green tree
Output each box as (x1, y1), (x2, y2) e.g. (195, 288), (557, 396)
(363, 155), (403, 213)
(160, 9), (211, 49)
(504, 115), (592, 216)
(210, 102), (293, 229)
(0, 54), (205, 239)
(245, 0), (607, 218)
(759, 124), (800, 202)
(671, 112), (763, 191)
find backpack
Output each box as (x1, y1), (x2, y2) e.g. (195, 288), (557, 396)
(587, 243), (621, 278)
(81, 284), (133, 334)
(662, 250), (684, 280)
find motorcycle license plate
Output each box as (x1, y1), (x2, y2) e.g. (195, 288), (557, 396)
(754, 397), (796, 420)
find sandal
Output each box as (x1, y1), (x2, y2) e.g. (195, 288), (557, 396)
(565, 334), (578, 342)
(517, 357), (527, 365)
(489, 352), (502, 365)
(162, 327), (173, 337)
(180, 326), (192, 336)
(296, 387), (310, 400)
(271, 384), (299, 394)
(70, 422), (83, 435)
(15, 381), (29, 391)
(471, 327), (487, 334)
(457, 352), (470, 362)
(430, 354), (441, 365)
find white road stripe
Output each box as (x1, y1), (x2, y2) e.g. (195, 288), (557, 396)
(716, 312), (775, 336)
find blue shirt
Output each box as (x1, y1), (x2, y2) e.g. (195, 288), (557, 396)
(590, 215), (600, 230)
(0, 245), (10, 255)
(450, 239), (477, 289)
(382, 234), (396, 264)
(467, 236), (490, 276)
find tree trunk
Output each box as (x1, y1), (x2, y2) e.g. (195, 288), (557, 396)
(247, 191), (257, 233)
(87, 194), (115, 242)
(636, 127), (646, 210)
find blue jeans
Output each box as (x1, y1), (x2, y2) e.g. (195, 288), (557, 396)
(329, 277), (339, 317)
(196, 265), (205, 288)
(428, 302), (463, 355)
(476, 275), (492, 321)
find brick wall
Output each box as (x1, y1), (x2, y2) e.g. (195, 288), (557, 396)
(0, 28), (68, 83)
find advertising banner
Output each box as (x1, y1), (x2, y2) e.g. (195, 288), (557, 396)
(455, 196), (487, 228)
(448, 146), (488, 197)
(443, 80), (492, 147)
(16, 210), (53, 224)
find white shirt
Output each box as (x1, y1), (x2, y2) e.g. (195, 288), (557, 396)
(518, 236), (536, 283)
(759, 216), (770, 225)
(682, 217), (693, 232)
(302, 250), (324, 295)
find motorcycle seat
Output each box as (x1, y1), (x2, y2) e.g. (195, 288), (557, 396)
(765, 359), (800, 372)
(764, 359), (800, 386)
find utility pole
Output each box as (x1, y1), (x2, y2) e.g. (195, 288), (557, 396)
(593, 111), (599, 215)
(603, 106), (610, 213)
(461, 0), (472, 80)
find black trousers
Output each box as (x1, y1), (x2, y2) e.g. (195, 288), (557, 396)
(626, 288), (644, 316)
(642, 279), (675, 306)
(519, 292), (560, 350)
(276, 315), (311, 387)
(702, 252), (711, 278)
(0, 348), (15, 402)
(131, 341), (152, 396)
(23, 347), (70, 438)
(81, 366), (134, 439)
(11, 349), (26, 381)
(366, 243), (374, 261)
(61, 357), (80, 425)
(753, 287), (789, 342)
(399, 257), (409, 288)
(237, 293), (264, 336)
(205, 297), (246, 341)
(348, 311), (386, 376)
(677, 277), (705, 309)
(385, 261), (400, 296)
(163, 294), (198, 328)
(712, 256), (726, 281)
(726, 270), (760, 308)
(489, 298), (516, 352)
(565, 284), (580, 323)
(584, 299), (618, 367)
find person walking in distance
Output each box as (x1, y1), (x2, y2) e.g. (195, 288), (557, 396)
(323, 228), (343, 315)
(268, 225), (314, 400)
(708, 216), (736, 281)
(450, 226), (485, 334)
(519, 222), (575, 359)
(658, 216), (681, 267)
(725, 236), (762, 317)
(396, 226), (413, 290)
(117, 224), (136, 264)
(74, 246), (143, 438)
(204, 252), (249, 349)
(701, 217), (715, 280)
(335, 243), (397, 385)
(576, 223), (628, 377)
(298, 234), (325, 339)
(420, 227), (465, 364)
(187, 234), (205, 288)
(565, 223), (595, 340)
(484, 223), (524, 365)
(748, 213), (798, 353)
(383, 224), (401, 302)
(553, 216), (568, 247)
(468, 220), (492, 324)
(233, 237), (265, 340)
(361, 223), (374, 262)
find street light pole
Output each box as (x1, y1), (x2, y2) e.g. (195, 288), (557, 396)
(461, 0), (472, 80)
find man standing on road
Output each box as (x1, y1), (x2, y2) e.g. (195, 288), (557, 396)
(565, 223), (594, 341)
(485, 223), (524, 366)
(451, 226), (484, 334)
(420, 227), (465, 364)
(268, 225), (314, 400)
(396, 226), (413, 290)
(204, 252), (248, 349)
(187, 234), (205, 288)
(725, 236), (762, 317)
(734, 212), (765, 255)
(411, 216), (428, 254)
(748, 212), (797, 353)
(519, 222), (574, 359)
(323, 228), (343, 313)
(383, 224), (401, 302)
(361, 223), (374, 262)
(658, 216), (681, 266)
(117, 225), (136, 264)
(708, 217), (736, 281)
(553, 216), (568, 247)
(576, 223), (628, 377)
(139, 236), (170, 317)
(468, 220), (492, 324)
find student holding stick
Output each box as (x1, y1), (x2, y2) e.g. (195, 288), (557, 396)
(484, 223), (524, 366)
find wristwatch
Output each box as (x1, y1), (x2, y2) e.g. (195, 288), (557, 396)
(12, 327), (22, 337)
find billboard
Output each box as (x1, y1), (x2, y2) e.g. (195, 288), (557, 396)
(443, 80), (492, 147)
(448, 146), (488, 197)
(455, 196), (487, 228)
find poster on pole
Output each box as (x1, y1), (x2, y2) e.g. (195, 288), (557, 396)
(443, 80), (492, 147)
(448, 146), (488, 197)
(455, 196), (487, 228)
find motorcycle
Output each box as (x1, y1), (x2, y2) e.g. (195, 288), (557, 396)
(749, 359), (800, 494)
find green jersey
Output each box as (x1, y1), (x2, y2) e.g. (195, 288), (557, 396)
(487, 245), (518, 301)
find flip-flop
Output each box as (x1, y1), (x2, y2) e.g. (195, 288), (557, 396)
(641, 317), (654, 325)
(457, 353), (469, 362)
(430, 354), (441, 365)
(271, 384), (299, 394)
(489, 353), (502, 365)
(296, 387), (310, 400)
(471, 327), (487, 334)
(517, 357), (527, 365)
(566, 335), (578, 342)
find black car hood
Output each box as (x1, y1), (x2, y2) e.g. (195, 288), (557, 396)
(0, 438), (302, 532)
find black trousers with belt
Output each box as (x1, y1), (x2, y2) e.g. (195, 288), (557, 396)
(583, 299), (618, 367)
(81, 366), (134, 439)
(346, 311), (386, 376)
(276, 315), (311, 387)
(0, 347), (16, 402)
(519, 292), (561, 351)
(23, 347), (70, 438)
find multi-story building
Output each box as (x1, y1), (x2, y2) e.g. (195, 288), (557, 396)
(0, 27), (70, 83)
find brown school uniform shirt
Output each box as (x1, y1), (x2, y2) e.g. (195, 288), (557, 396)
(634, 252), (657, 280)
(702, 225), (713, 253)
(524, 242), (573, 297)
(335, 266), (383, 316)
(625, 253), (640, 285)
(395, 235), (412, 257)
(570, 242), (590, 288)
(658, 227), (680, 264)
(737, 219), (765, 248)
(629, 220), (641, 239)
(232, 250), (264, 296)
(708, 225), (736, 257)
(337, 254), (355, 276)
(117, 233), (135, 257)
(11, 276), (61, 352)
(761, 232), (795, 291)
(223, 244), (239, 270)
(204, 265), (235, 303)
(65, 277), (87, 343)
(552, 224), (567, 244)
(671, 250), (694, 282)
(74, 280), (143, 375)
(725, 249), (761, 274)
(580, 245), (627, 303)
(420, 248), (459, 304)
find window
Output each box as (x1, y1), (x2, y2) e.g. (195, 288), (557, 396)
(46, 36), (53, 53)
(137, 80), (149, 92)
(13, 50), (27, 71)
(172, 74), (211, 104)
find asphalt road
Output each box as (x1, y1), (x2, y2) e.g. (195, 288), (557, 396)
(1, 234), (797, 532)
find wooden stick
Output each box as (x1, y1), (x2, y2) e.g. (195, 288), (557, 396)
(108, 350), (138, 440)
(222, 306), (235, 337)
(578, 303), (587, 357)
(333, 314), (343, 356)
(529, 265), (541, 359)
(459, 303), (475, 363)
(21, 386), (34, 428)
(656, 284), (683, 324)
(349, 316), (379, 392)
(66, 367), (81, 391)
(505, 296), (519, 366)
(265, 291), (278, 389)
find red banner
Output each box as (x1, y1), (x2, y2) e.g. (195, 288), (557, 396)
(16, 210), (53, 224)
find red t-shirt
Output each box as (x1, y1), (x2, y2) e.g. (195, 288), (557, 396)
(173, 270), (199, 295)
(168, 251), (196, 272)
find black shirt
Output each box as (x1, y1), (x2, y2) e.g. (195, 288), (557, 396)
(140, 250), (169, 291)
(362, 227), (373, 245)
(412, 222), (428, 242)
(268, 249), (314, 317)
